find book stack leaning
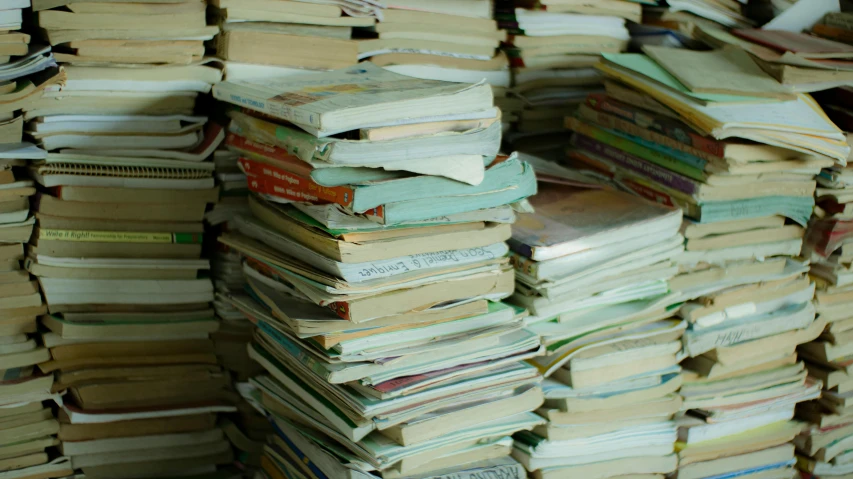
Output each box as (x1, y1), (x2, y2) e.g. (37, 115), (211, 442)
(794, 94), (853, 479)
(508, 182), (685, 479)
(20, 1), (240, 477)
(211, 64), (543, 478)
(0, 19), (68, 479)
(564, 50), (847, 479)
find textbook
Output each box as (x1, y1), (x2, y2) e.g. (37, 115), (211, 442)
(212, 63), (494, 137)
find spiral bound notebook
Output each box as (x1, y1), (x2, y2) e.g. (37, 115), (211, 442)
(29, 154), (215, 189)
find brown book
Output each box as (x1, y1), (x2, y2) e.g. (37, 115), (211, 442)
(0, 243), (23, 261)
(35, 213), (203, 233)
(50, 339), (215, 361)
(51, 186), (219, 204)
(0, 197), (27, 213)
(0, 280), (38, 298)
(70, 375), (230, 410)
(58, 412), (216, 441)
(29, 236), (203, 259)
(32, 194), (208, 222)
(39, 353), (221, 374)
(55, 365), (223, 390)
(216, 30), (357, 70)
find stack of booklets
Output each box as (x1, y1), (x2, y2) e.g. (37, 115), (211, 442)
(211, 64), (545, 477)
(0, 147), (69, 478)
(257, 417), (531, 479)
(363, 0), (510, 88)
(21, 4), (237, 469)
(794, 93), (853, 479)
(562, 48), (847, 479)
(0, 0), (28, 64)
(30, 0), (224, 159)
(212, 0), (379, 75)
(495, 0), (631, 156)
(23, 152), (234, 475)
(507, 183), (685, 479)
(0, 330), (70, 479)
(695, 26), (853, 92)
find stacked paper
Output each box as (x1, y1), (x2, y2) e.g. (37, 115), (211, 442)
(211, 64), (545, 478)
(508, 182), (685, 479)
(364, 0), (510, 88)
(496, 0), (631, 153)
(212, 0), (380, 80)
(560, 47), (843, 479)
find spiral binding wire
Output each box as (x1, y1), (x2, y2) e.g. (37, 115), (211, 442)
(37, 163), (211, 179)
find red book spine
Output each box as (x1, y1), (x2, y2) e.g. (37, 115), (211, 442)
(239, 157), (355, 208)
(226, 133), (313, 177)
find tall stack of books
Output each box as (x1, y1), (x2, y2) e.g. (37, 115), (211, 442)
(212, 0), (379, 77)
(0, 155), (68, 479)
(0, 22), (67, 479)
(19, 2), (242, 476)
(507, 183), (685, 478)
(794, 91), (853, 479)
(563, 48), (847, 479)
(211, 64), (543, 478)
(0, 319), (69, 479)
(495, 0), (631, 151)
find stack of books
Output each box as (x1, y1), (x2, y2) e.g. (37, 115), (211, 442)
(563, 47), (847, 479)
(794, 90), (853, 479)
(0, 150), (68, 478)
(0, 144), (46, 356)
(211, 64), (544, 478)
(495, 0), (630, 146)
(29, 0), (223, 157)
(19, 3), (239, 476)
(507, 182), (685, 478)
(0, 332), (70, 479)
(364, 0), (510, 88)
(0, 0), (28, 64)
(212, 0), (379, 76)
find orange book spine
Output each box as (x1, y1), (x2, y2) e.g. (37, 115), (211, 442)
(239, 157), (355, 208)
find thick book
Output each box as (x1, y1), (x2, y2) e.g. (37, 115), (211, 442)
(510, 182), (682, 261)
(212, 62), (493, 137)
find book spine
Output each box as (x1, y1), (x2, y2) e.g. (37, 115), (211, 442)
(38, 229), (202, 244)
(239, 158), (355, 208)
(825, 12), (853, 30)
(685, 308), (815, 357)
(572, 134), (699, 195)
(813, 24), (853, 45)
(212, 82), (320, 128)
(509, 251), (539, 277)
(567, 118), (706, 181)
(585, 94), (726, 158)
(256, 322), (334, 381)
(577, 104), (714, 167)
(269, 422), (329, 479)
